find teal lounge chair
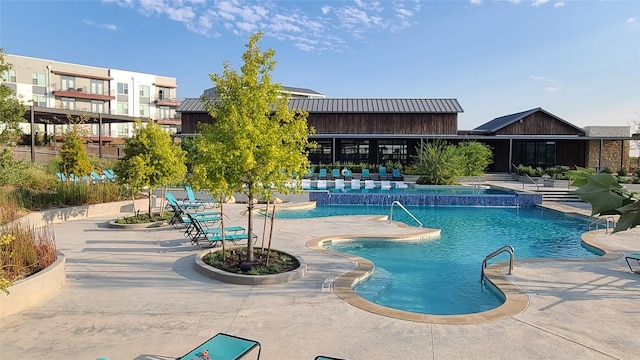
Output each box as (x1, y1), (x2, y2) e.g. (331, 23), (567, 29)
(331, 168), (341, 179)
(101, 170), (116, 181)
(185, 185), (217, 207)
(304, 167), (315, 179)
(177, 332), (261, 360)
(90, 171), (104, 182)
(69, 174), (82, 182)
(361, 169), (370, 179)
(318, 168), (328, 179)
(103, 169), (117, 179)
(379, 166), (389, 180)
(55, 173), (68, 182)
(392, 168), (404, 181)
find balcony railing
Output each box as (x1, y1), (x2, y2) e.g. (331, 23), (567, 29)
(51, 83), (115, 100)
(153, 97), (181, 106)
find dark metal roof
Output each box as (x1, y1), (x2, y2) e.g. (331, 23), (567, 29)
(177, 98), (463, 114)
(473, 107), (584, 134)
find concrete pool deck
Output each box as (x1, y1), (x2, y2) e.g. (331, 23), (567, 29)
(1, 186), (639, 359)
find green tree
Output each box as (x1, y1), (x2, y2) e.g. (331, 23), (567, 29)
(457, 141), (493, 176)
(191, 32), (312, 263)
(413, 140), (461, 185)
(114, 120), (187, 216)
(570, 167), (640, 233)
(59, 121), (92, 178)
(0, 49), (26, 163)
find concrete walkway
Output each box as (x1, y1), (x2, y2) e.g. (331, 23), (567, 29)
(1, 189), (640, 359)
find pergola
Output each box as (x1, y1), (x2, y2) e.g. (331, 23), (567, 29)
(22, 105), (139, 162)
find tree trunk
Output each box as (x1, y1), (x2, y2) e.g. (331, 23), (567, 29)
(148, 188), (152, 218)
(219, 197), (226, 261)
(247, 185), (254, 262)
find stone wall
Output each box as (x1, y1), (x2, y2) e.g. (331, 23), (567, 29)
(586, 140), (630, 171)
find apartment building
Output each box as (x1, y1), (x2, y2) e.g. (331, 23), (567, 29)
(1, 54), (180, 139)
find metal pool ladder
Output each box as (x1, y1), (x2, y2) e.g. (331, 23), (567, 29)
(588, 216), (617, 233)
(389, 201), (423, 228)
(481, 245), (515, 282)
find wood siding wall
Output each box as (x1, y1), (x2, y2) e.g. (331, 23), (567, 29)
(308, 113), (458, 135)
(494, 112), (584, 136)
(181, 113), (214, 134)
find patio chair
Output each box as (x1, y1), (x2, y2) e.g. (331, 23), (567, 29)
(392, 168), (404, 181)
(304, 167), (315, 179)
(101, 170), (116, 181)
(331, 168), (341, 179)
(185, 185), (217, 207)
(317, 179), (327, 189)
(69, 174), (83, 182)
(177, 332), (261, 360)
(103, 169), (118, 179)
(364, 179), (375, 189)
(361, 169), (371, 179)
(334, 178), (345, 190)
(55, 173), (68, 182)
(166, 201), (220, 233)
(379, 166), (390, 180)
(350, 178), (361, 189)
(625, 253), (640, 274)
(380, 180), (392, 190)
(186, 214), (245, 247)
(90, 171), (105, 182)
(318, 168), (328, 180)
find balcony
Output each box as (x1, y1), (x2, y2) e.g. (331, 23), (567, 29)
(154, 97), (181, 107)
(51, 84), (115, 101)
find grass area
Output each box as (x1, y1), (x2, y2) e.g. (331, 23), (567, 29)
(202, 248), (299, 275)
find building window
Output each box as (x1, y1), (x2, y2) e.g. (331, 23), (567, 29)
(340, 139), (370, 164)
(61, 97), (75, 110)
(2, 69), (16, 82)
(32, 72), (45, 86)
(61, 75), (75, 91)
(514, 141), (556, 168)
(378, 140), (407, 165)
(117, 82), (128, 95)
(158, 87), (170, 100)
(91, 100), (104, 113)
(90, 80), (104, 95)
(117, 102), (129, 115)
(139, 85), (150, 97)
(309, 139), (332, 164)
(158, 106), (170, 119)
(139, 103), (149, 117)
(32, 95), (46, 107)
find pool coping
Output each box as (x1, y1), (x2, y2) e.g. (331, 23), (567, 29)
(306, 220), (619, 325)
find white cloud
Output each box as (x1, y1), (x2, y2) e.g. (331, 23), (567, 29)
(529, 75), (562, 92)
(626, 17), (637, 25)
(470, 0), (482, 5)
(83, 19), (118, 31)
(103, 0), (422, 52)
(554, 2), (565, 8)
(532, 0), (550, 7)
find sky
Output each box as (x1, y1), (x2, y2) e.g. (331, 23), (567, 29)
(1, 0), (639, 132)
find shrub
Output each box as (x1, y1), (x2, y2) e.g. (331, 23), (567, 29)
(0, 223), (57, 294)
(600, 167), (613, 174)
(413, 140), (461, 185)
(617, 167), (628, 177)
(457, 141), (493, 176)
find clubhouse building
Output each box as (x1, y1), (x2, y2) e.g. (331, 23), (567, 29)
(177, 89), (632, 173)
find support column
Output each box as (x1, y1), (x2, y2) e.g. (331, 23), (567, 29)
(98, 114), (103, 159)
(508, 139), (513, 173)
(599, 139), (603, 171)
(30, 105), (35, 163)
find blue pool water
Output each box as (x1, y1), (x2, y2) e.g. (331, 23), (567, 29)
(310, 185), (513, 195)
(278, 205), (599, 315)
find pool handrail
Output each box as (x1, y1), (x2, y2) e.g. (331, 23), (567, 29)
(481, 245), (515, 282)
(389, 201), (423, 228)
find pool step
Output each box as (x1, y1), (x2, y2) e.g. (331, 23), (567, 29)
(537, 190), (583, 202)
(482, 173), (517, 182)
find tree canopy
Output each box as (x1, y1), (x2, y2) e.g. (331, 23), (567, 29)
(115, 120), (187, 216)
(191, 31), (313, 262)
(0, 49), (26, 161)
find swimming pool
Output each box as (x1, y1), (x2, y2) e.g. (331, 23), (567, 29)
(280, 205), (599, 315)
